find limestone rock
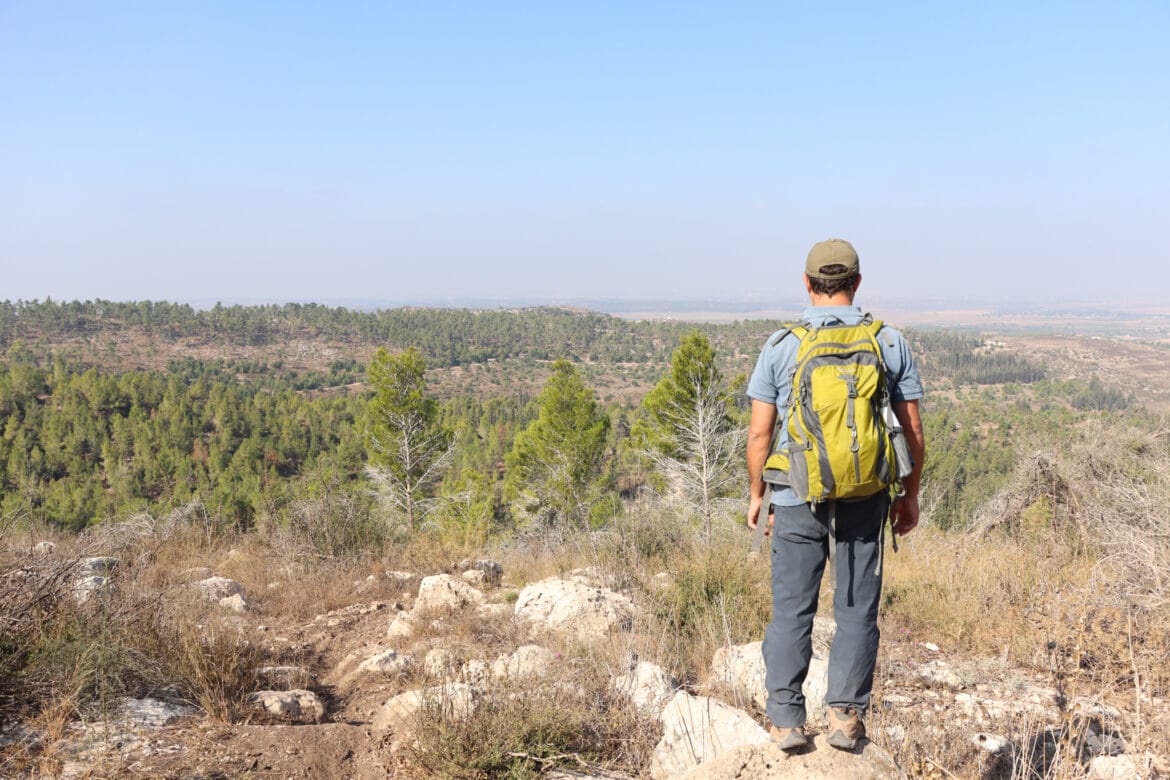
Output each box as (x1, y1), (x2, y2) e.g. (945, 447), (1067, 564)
(372, 682), (476, 734)
(675, 735), (906, 780)
(117, 697), (198, 729)
(461, 659), (490, 685)
(710, 641), (826, 717)
(413, 574), (486, 617)
(461, 569), (485, 586)
(73, 575), (112, 604)
(424, 647), (459, 678)
(386, 610), (418, 641)
(1090, 753), (1169, 779)
(953, 684), (1059, 722)
(614, 661), (676, 713)
(80, 556), (118, 575)
(256, 666), (313, 689)
(357, 648), (416, 677)
(490, 644), (557, 679)
(0, 724), (39, 749)
(457, 558), (503, 586)
(32, 541), (57, 555)
(917, 659), (968, 689)
(247, 689), (325, 723)
(1088, 755), (1139, 780)
(514, 577), (637, 639)
(478, 602), (512, 620)
(219, 593), (248, 612)
(649, 691), (770, 778)
(193, 576), (244, 602)
(972, 732), (1011, 753)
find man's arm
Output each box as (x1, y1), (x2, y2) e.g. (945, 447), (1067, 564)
(890, 399), (925, 535)
(746, 399), (777, 530)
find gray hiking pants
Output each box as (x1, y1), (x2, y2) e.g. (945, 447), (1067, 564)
(762, 492), (888, 728)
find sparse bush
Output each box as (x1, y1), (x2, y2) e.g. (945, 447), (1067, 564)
(280, 491), (385, 560)
(154, 618), (265, 721)
(406, 670), (659, 779)
(1, 523), (274, 734)
(645, 541), (770, 679)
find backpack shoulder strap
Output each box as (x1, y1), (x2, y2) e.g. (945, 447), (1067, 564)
(860, 315), (885, 350)
(860, 315), (892, 387)
(769, 320), (809, 347)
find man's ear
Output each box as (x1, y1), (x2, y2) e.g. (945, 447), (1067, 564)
(803, 273), (813, 294)
(852, 273), (862, 292)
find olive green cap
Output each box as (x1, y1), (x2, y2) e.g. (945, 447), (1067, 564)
(805, 238), (859, 279)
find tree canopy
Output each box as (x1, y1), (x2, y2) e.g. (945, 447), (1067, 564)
(505, 359), (612, 529)
(365, 347), (452, 530)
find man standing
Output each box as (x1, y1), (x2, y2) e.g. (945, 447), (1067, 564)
(745, 238), (925, 751)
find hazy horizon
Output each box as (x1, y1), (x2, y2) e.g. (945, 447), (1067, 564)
(7, 292), (1162, 319)
(3, 3), (1168, 304)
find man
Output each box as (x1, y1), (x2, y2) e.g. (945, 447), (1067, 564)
(746, 238), (925, 751)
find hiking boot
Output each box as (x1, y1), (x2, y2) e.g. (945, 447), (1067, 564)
(826, 707), (865, 750)
(769, 723), (809, 751)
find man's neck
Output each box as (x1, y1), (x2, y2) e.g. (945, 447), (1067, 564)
(808, 292), (856, 307)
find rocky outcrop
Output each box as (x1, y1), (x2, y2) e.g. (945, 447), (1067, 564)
(356, 648), (416, 677)
(424, 647), (459, 678)
(490, 644), (557, 679)
(117, 697), (197, 729)
(514, 577), (638, 639)
(246, 690), (325, 723)
(413, 574), (486, 617)
(73, 574), (112, 604)
(371, 682), (476, 735)
(649, 691), (771, 778)
(256, 666), (313, 689)
(72, 557), (120, 604)
(676, 736), (906, 780)
(219, 593), (248, 612)
(457, 558), (503, 586)
(80, 557), (119, 575)
(193, 576), (244, 602)
(386, 609), (418, 641)
(709, 640), (827, 716)
(613, 661), (676, 714)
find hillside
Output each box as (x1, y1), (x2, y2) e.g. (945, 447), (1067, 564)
(1, 300), (1167, 778)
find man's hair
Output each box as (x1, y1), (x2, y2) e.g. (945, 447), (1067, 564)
(808, 268), (858, 297)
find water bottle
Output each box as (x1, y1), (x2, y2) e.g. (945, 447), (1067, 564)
(882, 402), (914, 480)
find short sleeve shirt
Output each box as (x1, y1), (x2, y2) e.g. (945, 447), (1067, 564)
(747, 305), (924, 506)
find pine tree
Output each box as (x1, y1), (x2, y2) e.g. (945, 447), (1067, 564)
(630, 331), (742, 539)
(364, 347), (452, 530)
(505, 359), (611, 528)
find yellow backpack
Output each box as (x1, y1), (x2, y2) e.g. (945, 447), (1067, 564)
(762, 315), (898, 502)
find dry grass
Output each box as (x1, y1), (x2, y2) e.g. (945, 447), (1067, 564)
(406, 662), (660, 779)
(1, 514), (293, 747)
(4, 413), (1170, 778)
(880, 528), (1098, 664)
(880, 413), (1170, 772)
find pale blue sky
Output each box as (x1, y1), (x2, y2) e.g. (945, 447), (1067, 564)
(2, 2), (1167, 305)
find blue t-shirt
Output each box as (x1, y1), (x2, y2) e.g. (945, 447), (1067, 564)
(747, 306), (924, 507)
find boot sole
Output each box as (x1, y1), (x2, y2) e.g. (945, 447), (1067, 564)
(826, 729), (861, 751)
(770, 726), (809, 751)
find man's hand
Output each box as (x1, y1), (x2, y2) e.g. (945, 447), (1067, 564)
(890, 494), (919, 536)
(890, 399), (924, 538)
(747, 494), (774, 536)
